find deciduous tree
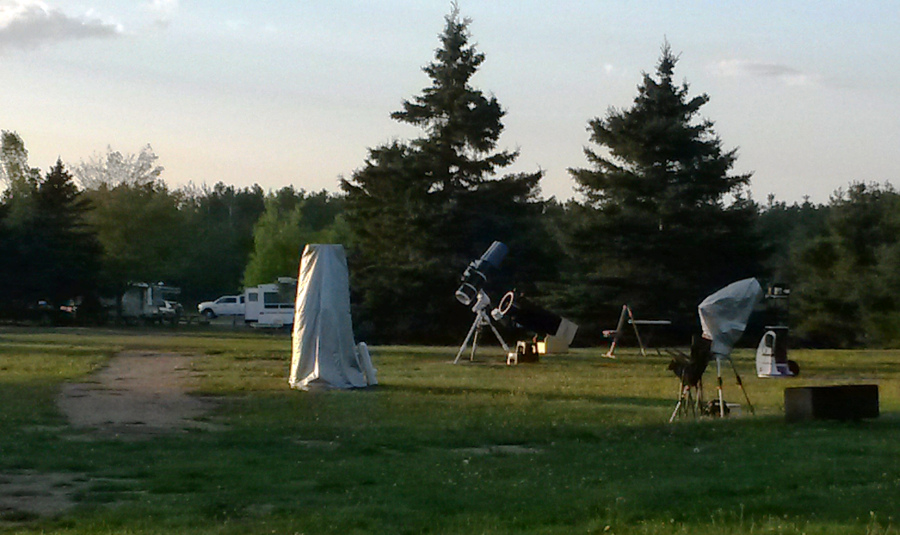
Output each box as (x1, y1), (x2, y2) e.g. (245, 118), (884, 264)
(243, 188), (345, 287)
(792, 182), (900, 347)
(179, 182), (266, 301)
(0, 131), (41, 228)
(79, 154), (189, 297)
(73, 145), (163, 189)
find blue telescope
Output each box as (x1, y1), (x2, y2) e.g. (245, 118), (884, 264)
(454, 241), (508, 307)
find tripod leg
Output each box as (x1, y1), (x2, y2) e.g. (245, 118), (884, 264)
(454, 317), (480, 364)
(671, 375), (698, 422)
(470, 325), (482, 361)
(670, 398), (683, 423)
(697, 379), (704, 416)
(670, 383), (681, 422)
(487, 319), (509, 352)
(729, 357), (755, 415)
(716, 356), (725, 417)
(670, 384), (687, 422)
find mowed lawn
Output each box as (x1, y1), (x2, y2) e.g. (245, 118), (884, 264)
(0, 327), (898, 534)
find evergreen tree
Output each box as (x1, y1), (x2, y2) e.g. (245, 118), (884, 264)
(390, 6), (517, 193)
(342, 6), (553, 343)
(34, 159), (102, 308)
(0, 156), (102, 320)
(567, 43), (760, 335)
(792, 183), (900, 347)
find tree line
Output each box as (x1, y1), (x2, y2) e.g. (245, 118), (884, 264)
(0, 138), (344, 322)
(2, 6), (898, 348)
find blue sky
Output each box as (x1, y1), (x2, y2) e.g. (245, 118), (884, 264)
(2, 0), (898, 203)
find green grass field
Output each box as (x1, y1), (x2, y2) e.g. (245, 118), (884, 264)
(1, 327), (898, 534)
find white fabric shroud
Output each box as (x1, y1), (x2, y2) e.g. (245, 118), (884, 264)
(698, 278), (763, 357)
(289, 244), (373, 390)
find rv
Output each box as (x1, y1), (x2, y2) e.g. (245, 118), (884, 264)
(117, 282), (182, 324)
(244, 277), (297, 327)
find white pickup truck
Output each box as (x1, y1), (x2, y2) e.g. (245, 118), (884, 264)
(197, 295), (245, 319)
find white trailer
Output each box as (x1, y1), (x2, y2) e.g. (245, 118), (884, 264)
(118, 282), (182, 324)
(244, 277), (297, 327)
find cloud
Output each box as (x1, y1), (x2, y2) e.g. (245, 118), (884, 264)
(0, 0), (122, 49)
(224, 19), (248, 32)
(145, 0), (178, 27)
(712, 59), (818, 87)
(224, 18), (279, 37)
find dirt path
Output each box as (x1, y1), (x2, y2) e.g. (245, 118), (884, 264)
(57, 350), (219, 439)
(2, 351), (220, 523)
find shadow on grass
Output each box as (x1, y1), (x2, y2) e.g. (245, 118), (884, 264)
(379, 382), (675, 408)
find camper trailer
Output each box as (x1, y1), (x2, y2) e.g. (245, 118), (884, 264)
(118, 282), (182, 324)
(244, 277), (297, 327)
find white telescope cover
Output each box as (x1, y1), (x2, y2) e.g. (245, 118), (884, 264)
(289, 244), (368, 390)
(698, 278), (763, 356)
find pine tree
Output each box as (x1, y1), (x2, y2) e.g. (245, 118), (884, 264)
(567, 43), (760, 332)
(342, 6), (552, 343)
(34, 159), (102, 307)
(0, 157), (102, 319)
(390, 5), (516, 193)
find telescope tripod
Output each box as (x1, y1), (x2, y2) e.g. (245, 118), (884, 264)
(454, 293), (509, 364)
(713, 354), (755, 417)
(670, 354), (755, 421)
(670, 378), (704, 422)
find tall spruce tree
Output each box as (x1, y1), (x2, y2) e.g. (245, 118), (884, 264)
(567, 43), (760, 334)
(342, 6), (552, 343)
(34, 159), (102, 308)
(0, 157), (102, 319)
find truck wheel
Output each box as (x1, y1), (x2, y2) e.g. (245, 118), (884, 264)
(202, 309), (216, 320)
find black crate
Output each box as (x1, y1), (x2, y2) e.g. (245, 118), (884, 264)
(785, 385), (879, 422)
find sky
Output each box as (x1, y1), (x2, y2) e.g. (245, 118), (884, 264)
(1, 0), (899, 204)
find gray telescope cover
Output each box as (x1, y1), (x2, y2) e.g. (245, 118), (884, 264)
(698, 278), (763, 356)
(289, 244), (369, 390)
